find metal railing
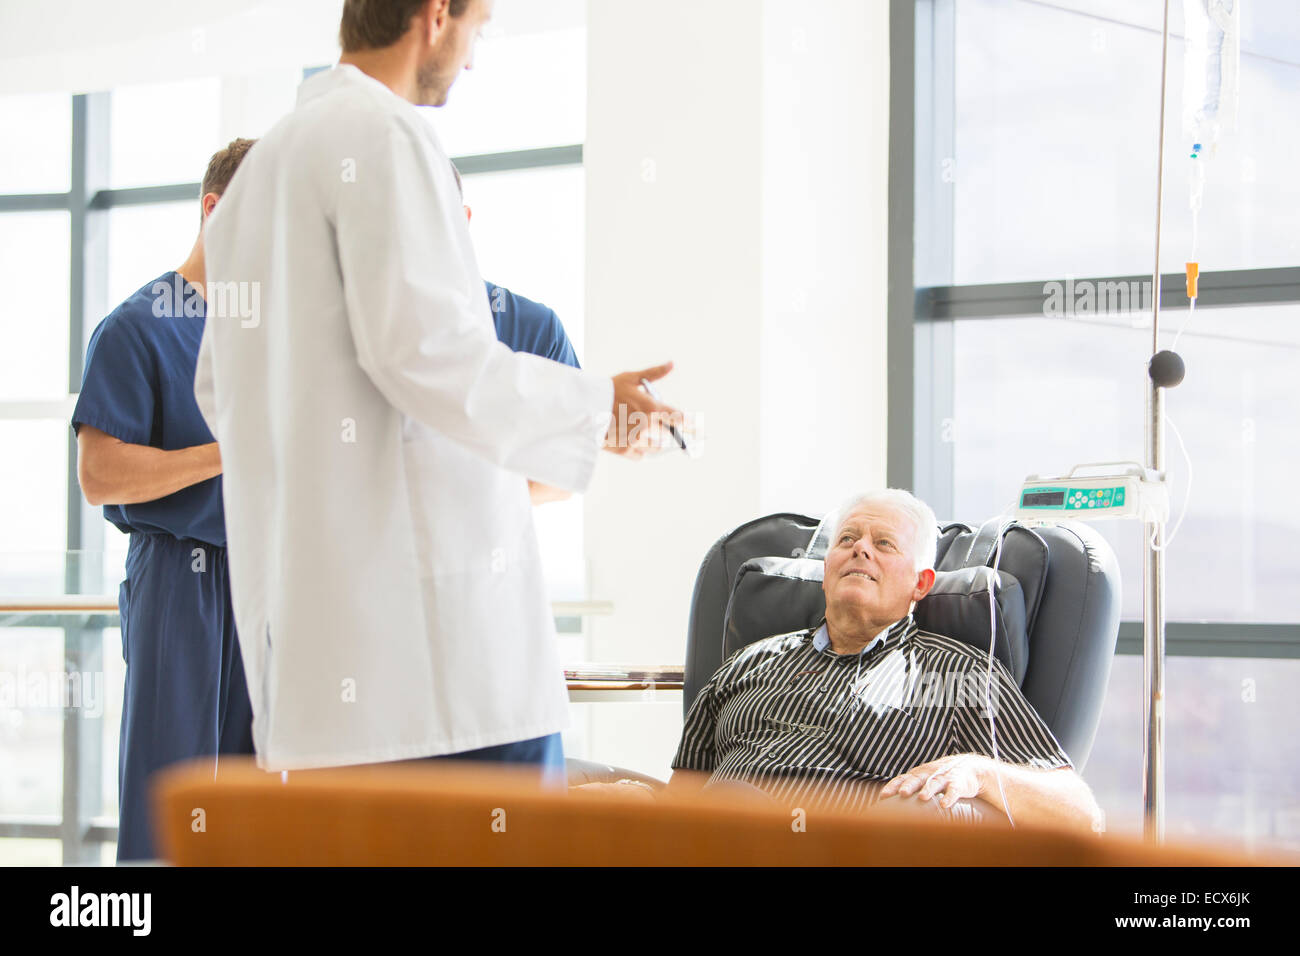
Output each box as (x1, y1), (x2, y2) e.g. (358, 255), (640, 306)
(1, 593), (678, 862)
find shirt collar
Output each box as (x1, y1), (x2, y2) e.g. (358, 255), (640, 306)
(298, 62), (397, 107)
(812, 615), (911, 656)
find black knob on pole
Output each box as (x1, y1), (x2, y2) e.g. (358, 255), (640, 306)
(1149, 350), (1185, 388)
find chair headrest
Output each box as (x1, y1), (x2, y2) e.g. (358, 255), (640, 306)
(937, 523), (1050, 639)
(722, 556), (1029, 682)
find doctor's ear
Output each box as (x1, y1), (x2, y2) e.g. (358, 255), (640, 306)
(425, 0), (451, 33)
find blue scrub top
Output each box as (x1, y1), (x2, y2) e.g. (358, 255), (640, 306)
(485, 281), (581, 369)
(72, 272), (226, 547)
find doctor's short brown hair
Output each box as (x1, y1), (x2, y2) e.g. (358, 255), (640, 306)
(200, 137), (256, 225)
(339, 0), (471, 52)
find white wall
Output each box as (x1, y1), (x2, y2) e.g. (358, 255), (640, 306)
(759, 0), (891, 515)
(583, 0), (891, 777)
(584, 0), (765, 655)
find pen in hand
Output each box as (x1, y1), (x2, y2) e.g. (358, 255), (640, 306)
(639, 377), (689, 453)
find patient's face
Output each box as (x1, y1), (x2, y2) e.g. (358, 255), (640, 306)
(823, 505), (925, 628)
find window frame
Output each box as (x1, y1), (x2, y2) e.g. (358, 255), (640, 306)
(0, 87), (583, 863)
(889, 0), (1300, 661)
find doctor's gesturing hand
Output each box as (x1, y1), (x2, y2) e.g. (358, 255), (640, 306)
(606, 361), (684, 460)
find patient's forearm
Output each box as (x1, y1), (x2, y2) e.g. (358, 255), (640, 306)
(666, 769), (710, 794)
(974, 758), (1103, 832)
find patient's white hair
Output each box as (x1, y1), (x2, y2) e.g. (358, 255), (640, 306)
(813, 488), (939, 573)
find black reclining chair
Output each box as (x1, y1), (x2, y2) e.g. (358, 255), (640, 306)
(568, 512), (1122, 787)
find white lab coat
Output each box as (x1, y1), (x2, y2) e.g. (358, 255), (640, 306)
(195, 64), (613, 770)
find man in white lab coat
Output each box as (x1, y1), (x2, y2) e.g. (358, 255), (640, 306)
(194, 0), (676, 774)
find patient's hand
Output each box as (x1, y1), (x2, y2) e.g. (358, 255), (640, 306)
(880, 754), (986, 810)
(570, 780), (658, 802)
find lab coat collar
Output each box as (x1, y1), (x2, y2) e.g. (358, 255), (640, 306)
(298, 62), (397, 107)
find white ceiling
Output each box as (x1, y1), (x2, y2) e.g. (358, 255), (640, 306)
(0, 0), (586, 95)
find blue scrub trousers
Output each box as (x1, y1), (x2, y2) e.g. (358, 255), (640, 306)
(421, 733), (566, 787)
(116, 533), (254, 861)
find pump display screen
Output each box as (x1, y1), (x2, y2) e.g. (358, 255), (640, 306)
(1022, 490), (1066, 507)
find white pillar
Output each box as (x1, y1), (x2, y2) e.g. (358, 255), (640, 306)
(584, 0), (765, 662)
(759, 0), (891, 514)
(583, 0), (891, 776)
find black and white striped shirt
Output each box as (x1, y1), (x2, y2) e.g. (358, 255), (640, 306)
(671, 615), (1072, 813)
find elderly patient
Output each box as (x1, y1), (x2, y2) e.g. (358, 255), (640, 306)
(664, 489), (1104, 831)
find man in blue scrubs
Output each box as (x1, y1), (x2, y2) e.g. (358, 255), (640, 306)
(485, 280), (580, 370)
(453, 161), (583, 509)
(73, 139), (257, 862)
(486, 281), (581, 508)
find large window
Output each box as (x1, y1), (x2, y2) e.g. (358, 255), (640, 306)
(0, 13), (589, 864)
(908, 0), (1300, 850)
(947, 0), (1300, 283)
(108, 78), (222, 190)
(462, 164), (588, 601)
(951, 304), (1300, 623)
(0, 211), (70, 402)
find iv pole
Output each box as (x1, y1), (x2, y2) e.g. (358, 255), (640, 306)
(1144, 0), (1187, 844)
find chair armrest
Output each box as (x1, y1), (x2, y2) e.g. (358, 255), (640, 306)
(565, 757), (667, 790)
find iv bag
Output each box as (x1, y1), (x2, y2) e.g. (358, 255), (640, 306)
(1182, 0), (1240, 159)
